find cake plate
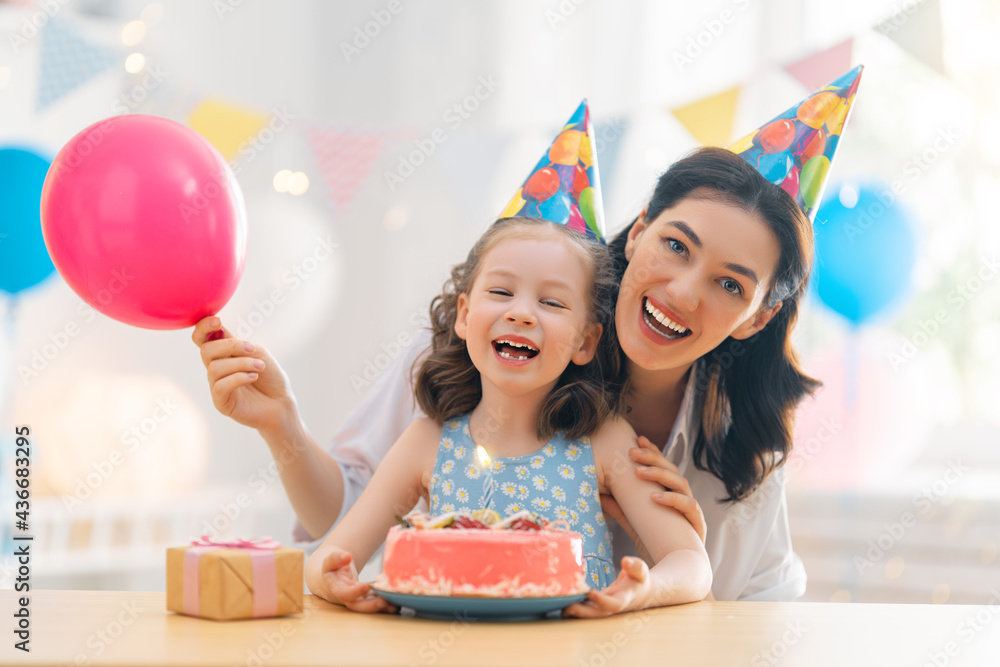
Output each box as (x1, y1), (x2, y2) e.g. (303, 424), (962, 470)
(371, 588), (587, 622)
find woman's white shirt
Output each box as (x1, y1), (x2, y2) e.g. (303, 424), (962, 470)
(292, 327), (807, 602)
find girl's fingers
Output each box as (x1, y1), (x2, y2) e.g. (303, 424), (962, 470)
(201, 336), (255, 367)
(206, 356), (266, 384)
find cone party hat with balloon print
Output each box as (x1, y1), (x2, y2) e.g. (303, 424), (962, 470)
(728, 65), (863, 222)
(499, 99), (606, 242)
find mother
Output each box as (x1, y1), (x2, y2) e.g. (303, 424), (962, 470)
(194, 71), (860, 601)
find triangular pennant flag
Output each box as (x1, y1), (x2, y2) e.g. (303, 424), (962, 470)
(784, 39), (854, 91)
(876, 0), (946, 76)
(187, 99), (270, 161)
(308, 125), (390, 214)
(436, 129), (509, 221)
(671, 87), (741, 147)
(36, 18), (120, 112)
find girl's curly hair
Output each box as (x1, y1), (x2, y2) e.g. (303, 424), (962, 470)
(413, 217), (626, 441)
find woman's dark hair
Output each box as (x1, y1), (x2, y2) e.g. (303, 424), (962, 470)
(605, 146), (822, 503)
(414, 217), (625, 441)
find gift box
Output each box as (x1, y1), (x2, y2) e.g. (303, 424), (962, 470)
(166, 536), (303, 621)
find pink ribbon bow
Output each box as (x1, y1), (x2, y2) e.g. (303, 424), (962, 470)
(183, 535), (282, 618)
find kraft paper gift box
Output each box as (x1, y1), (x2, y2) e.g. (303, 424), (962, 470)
(167, 536), (303, 621)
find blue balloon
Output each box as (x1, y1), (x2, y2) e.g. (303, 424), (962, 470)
(0, 147), (56, 295)
(811, 183), (917, 324)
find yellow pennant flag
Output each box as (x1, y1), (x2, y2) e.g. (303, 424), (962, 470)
(188, 98), (270, 160)
(670, 86), (741, 147)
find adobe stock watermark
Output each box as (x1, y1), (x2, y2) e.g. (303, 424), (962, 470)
(918, 588), (1000, 667)
(853, 460), (969, 575)
(839, 126), (960, 245)
(72, 600), (144, 666)
(213, 0), (247, 21)
(239, 605), (316, 667)
(112, 64), (168, 115)
(340, 0), (404, 63)
(875, 0), (926, 35)
(7, 0), (72, 53)
(61, 397), (180, 512)
(383, 75), (500, 192)
(545, 0), (592, 30)
(179, 107), (296, 222)
(725, 416), (843, 531)
(886, 254), (999, 371)
(225, 235), (339, 342)
(750, 619), (809, 667)
(406, 612), (474, 667)
(575, 607), (653, 667)
(349, 308), (429, 395)
(17, 269), (135, 386)
(672, 0), (753, 72)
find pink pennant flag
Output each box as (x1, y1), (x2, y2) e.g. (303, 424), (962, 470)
(308, 126), (391, 214)
(783, 39), (854, 92)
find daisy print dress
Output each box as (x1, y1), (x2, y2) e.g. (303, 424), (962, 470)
(428, 412), (615, 590)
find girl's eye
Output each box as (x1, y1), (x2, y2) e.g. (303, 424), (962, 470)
(720, 278), (744, 296)
(542, 299), (566, 309)
(488, 289), (511, 296)
(666, 238), (687, 255)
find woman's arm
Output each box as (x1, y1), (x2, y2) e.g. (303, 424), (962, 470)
(566, 419), (713, 617)
(304, 417), (440, 610)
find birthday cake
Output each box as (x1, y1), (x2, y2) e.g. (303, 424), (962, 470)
(375, 510), (588, 598)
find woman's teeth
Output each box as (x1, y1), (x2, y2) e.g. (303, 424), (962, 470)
(644, 299), (691, 339)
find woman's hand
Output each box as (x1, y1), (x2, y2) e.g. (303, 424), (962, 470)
(563, 557), (651, 618)
(192, 316), (298, 435)
(311, 549), (397, 614)
(599, 435), (707, 561)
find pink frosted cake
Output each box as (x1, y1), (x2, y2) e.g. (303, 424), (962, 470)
(375, 511), (588, 598)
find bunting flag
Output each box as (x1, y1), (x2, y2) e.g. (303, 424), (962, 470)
(784, 39), (854, 91)
(308, 125), (391, 214)
(876, 0), (945, 76)
(187, 99), (271, 161)
(671, 86), (741, 147)
(35, 18), (120, 112)
(436, 129), (510, 221)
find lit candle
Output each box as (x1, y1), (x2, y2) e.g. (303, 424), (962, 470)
(476, 445), (493, 510)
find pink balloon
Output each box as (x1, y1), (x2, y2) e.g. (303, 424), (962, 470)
(41, 115), (247, 330)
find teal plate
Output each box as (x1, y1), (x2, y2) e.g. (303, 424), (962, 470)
(371, 588), (587, 621)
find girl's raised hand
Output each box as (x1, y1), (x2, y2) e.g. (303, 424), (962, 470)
(315, 549), (397, 614)
(191, 316), (297, 435)
(562, 556), (652, 618)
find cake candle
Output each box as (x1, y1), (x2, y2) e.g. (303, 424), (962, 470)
(476, 446), (493, 510)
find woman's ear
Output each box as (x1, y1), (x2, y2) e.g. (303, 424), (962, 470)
(570, 322), (603, 366)
(731, 300), (783, 340)
(623, 208), (649, 262)
(454, 293), (470, 340)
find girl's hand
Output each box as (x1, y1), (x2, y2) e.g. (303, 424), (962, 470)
(562, 557), (651, 618)
(600, 436), (707, 555)
(192, 316), (297, 435)
(314, 550), (397, 614)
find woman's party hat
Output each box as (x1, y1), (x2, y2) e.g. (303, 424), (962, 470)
(499, 99), (606, 242)
(728, 65), (864, 222)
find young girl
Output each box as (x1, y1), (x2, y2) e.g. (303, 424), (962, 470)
(303, 216), (712, 616)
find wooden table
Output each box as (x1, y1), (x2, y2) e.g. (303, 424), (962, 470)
(3, 590), (999, 666)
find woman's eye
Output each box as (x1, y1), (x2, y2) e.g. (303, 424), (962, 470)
(666, 238), (687, 255)
(721, 278), (743, 296)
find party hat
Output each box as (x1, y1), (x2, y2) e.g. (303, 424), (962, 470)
(728, 65), (863, 221)
(499, 100), (606, 242)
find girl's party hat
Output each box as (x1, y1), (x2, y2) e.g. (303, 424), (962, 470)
(499, 99), (606, 243)
(728, 65), (864, 222)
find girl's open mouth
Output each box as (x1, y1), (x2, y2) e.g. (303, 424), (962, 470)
(642, 297), (692, 340)
(492, 338), (540, 362)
